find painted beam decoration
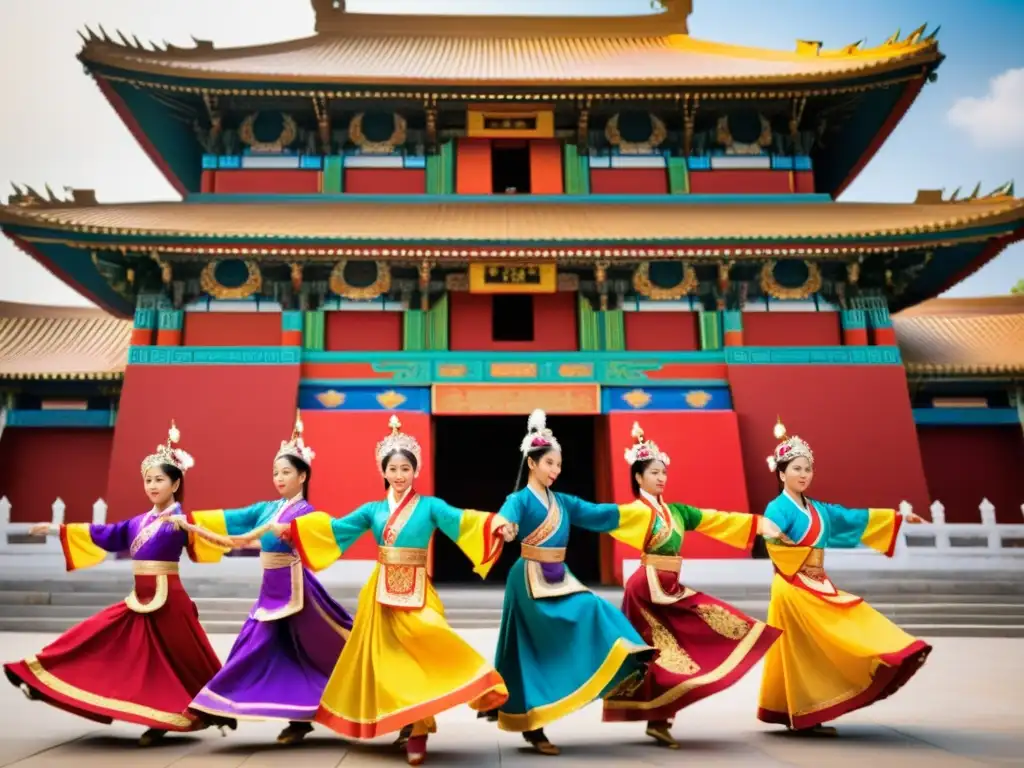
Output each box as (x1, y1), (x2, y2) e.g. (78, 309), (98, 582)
(602, 386), (732, 412)
(468, 264), (557, 294)
(298, 386), (430, 412)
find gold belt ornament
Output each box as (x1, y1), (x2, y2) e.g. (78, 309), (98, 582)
(131, 560), (179, 576)
(800, 548), (825, 578)
(378, 546), (428, 566)
(521, 544), (566, 563)
(641, 554), (682, 573)
(260, 551), (299, 569)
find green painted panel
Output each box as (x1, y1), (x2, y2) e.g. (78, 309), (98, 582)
(427, 141), (456, 194)
(699, 311), (722, 351)
(667, 155), (689, 194)
(578, 296), (600, 351)
(323, 156), (343, 193)
(602, 309), (625, 351)
(427, 294), (449, 351)
(303, 310), (325, 351)
(403, 310), (426, 351)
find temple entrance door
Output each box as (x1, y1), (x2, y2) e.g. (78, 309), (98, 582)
(491, 141), (531, 194)
(431, 414), (602, 584)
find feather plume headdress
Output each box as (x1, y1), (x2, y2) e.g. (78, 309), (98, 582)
(520, 409), (561, 455)
(623, 421), (670, 466)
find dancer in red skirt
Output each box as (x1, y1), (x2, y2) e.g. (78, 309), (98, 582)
(4, 422), (233, 746)
(602, 422), (785, 748)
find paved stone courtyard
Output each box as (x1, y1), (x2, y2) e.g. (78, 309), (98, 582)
(0, 632), (1021, 767)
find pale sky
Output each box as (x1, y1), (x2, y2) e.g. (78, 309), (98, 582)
(0, 0), (1021, 307)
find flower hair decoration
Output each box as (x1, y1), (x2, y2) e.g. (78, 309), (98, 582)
(375, 414), (422, 475)
(623, 421), (671, 466)
(275, 410), (316, 466)
(141, 420), (195, 475)
(520, 408), (561, 455)
(766, 417), (814, 473)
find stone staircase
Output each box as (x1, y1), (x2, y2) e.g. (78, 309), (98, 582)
(1, 569), (1023, 637)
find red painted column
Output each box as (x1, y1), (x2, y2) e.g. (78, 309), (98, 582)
(841, 309), (868, 346)
(722, 310), (744, 346)
(281, 310), (303, 346)
(156, 309), (183, 346)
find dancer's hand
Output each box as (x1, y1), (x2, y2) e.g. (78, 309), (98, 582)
(28, 523), (51, 536)
(497, 523), (518, 543)
(899, 501), (925, 524)
(271, 522), (292, 541)
(757, 516), (793, 544)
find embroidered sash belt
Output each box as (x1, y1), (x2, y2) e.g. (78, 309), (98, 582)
(641, 553), (682, 573)
(799, 547), (825, 579)
(378, 546), (428, 566)
(131, 560), (179, 576)
(521, 544), (566, 563)
(260, 551), (299, 570)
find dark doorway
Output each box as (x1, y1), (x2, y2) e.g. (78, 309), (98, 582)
(432, 414), (601, 585)
(491, 295), (534, 342)
(491, 142), (531, 194)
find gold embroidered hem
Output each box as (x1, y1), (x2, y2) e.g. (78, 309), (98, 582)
(378, 546), (429, 566)
(521, 544), (566, 563)
(253, 555), (305, 622)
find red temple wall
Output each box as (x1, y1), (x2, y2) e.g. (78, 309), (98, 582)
(589, 169), (668, 195)
(624, 312), (700, 351)
(743, 312), (842, 347)
(183, 313), (282, 347)
(324, 312), (403, 351)
(456, 138), (492, 194)
(448, 292), (577, 351)
(211, 170), (321, 194)
(105, 365), (300, 521)
(729, 365), (929, 518)
(529, 140), (564, 194)
(302, 411), (434, 560)
(344, 169), (425, 194)
(0, 429), (113, 523)
(917, 425), (1024, 523)
(607, 411), (752, 581)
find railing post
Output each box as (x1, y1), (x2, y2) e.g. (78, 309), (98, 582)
(0, 496), (11, 546)
(51, 498), (66, 527)
(979, 498), (1000, 550)
(929, 500), (950, 549)
(92, 499), (107, 526)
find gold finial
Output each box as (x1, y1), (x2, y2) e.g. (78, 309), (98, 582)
(168, 420), (180, 445)
(773, 417), (787, 441)
(388, 414), (402, 434)
(630, 421), (645, 443)
(293, 409), (304, 438)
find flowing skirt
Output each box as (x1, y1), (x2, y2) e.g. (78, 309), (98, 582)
(188, 569), (352, 722)
(4, 574), (222, 731)
(315, 564), (508, 739)
(494, 559), (656, 733)
(757, 574), (931, 729)
(604, 567), (781, 722)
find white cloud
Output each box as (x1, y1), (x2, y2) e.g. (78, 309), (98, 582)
(947, 67), (1024, 149)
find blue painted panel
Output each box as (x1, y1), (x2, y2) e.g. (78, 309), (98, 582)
(299, 155), (324, 169)
(770, 157), (794, 170)
(217, 155), (242, 169)
(7, 409), (116, 428)
(201, 154), (218, 169)
(127, 346), (301, 365)
(840, 309), (867, 330)
(725, 346), (902, 365)
(281, 311), (304, 332)
(913, 408), (1020, 426)
(602, 386), (732, 413)
(794, 155), (813, 171)
(404, 156), (427, 169)
(299, 385), (430, 412)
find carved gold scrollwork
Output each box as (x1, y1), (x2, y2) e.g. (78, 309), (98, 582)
(200, 260), (262, 300)
(349, 113), (407, 154)
(605, 112), (667, 154)
(632, 262), (698, 300)
(716, 113), (772, 155)
(760, 260), (822, 300)
(329, 260), (391, 300)
(239, 112), (298, 153)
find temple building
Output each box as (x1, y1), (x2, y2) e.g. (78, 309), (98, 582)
(1, 0), (1022, 583)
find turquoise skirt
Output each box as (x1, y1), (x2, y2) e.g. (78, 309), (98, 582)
(493, 559), (655, 732)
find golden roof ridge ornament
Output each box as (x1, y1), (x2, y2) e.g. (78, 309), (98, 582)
(801, 23), (938, 58)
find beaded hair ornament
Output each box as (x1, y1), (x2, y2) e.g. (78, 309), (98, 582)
(766, 417), (814, 473)
(376, 414), (422, 475)
(275, 410), (316, 466)
(141, 421), (195, 476)
(623, 421), (670, 466)
(520, 408), (561, 455)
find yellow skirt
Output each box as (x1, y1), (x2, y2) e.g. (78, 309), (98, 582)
(757, 573), (931, 730)
(315, 564), (508, 739)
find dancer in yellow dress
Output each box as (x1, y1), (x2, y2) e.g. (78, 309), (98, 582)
(279, 415), (513, 766)
(757, 418), (930, 734)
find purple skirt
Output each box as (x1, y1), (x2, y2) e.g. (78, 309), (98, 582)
(189, 569), (352, 722)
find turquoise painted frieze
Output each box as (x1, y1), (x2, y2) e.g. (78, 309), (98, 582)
(6, 409), (116, 428)
(867, 307), (893, 329)
(281, 311), (304, 332)
(840, 309), (867, 330)
(913, 407), (1020, 426)
(725, 346), (902, 365)
(133, 309), (156, 330)
(602, 386), (732, 412)
(298, 385), (430, 412)
(721, 310), (743, 333)
(157, 309), (183, 331)
(128, 346), (301, 365)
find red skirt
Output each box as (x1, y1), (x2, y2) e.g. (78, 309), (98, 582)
(4, 574), (222, 731)
(603, 567), (782, 723)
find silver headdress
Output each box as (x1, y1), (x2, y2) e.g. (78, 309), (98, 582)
(520, 408), (561, 455)
(141, 421), (195, 475)
(623, 421), (670, 466)
(275, 410), (316, 466)
(376, 414), (422, 475)
(766, 417), (814, 472)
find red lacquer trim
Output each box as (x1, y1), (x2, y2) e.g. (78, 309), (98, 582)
(884, 513), (904, 559)
(290, 519), (316, 571)
(759, 639), (931, 730)
(314, 669), (507, 739)
(745, 514), (759, 550)
(796, 503), (822, 547)
(479, 513), (504, 569)
(382, 491), (417, 543)
(57, 525), (75, 572)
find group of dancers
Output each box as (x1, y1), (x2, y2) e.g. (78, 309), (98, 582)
(4, 408), (932, 764)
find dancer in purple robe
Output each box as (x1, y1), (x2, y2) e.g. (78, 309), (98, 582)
(183, 412), (353, 744)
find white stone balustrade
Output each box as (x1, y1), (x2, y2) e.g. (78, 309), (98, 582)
(0, 496), (108, 553)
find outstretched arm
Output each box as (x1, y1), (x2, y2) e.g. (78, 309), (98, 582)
(431, 499), (509, 580)
(818, 501), (909, 556)
(290, 505), (373, 572)
(567, 495), (660, 552)
(186, 502), (269, 563)
(46, 519), (134, 572)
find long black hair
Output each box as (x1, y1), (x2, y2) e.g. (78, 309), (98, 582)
(279, 455), (312, 499)
(515, 444), (557, 492)
(629, 458), (657, 498)
(381, 449), (418, 491)
(159, 463), (185, 509)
